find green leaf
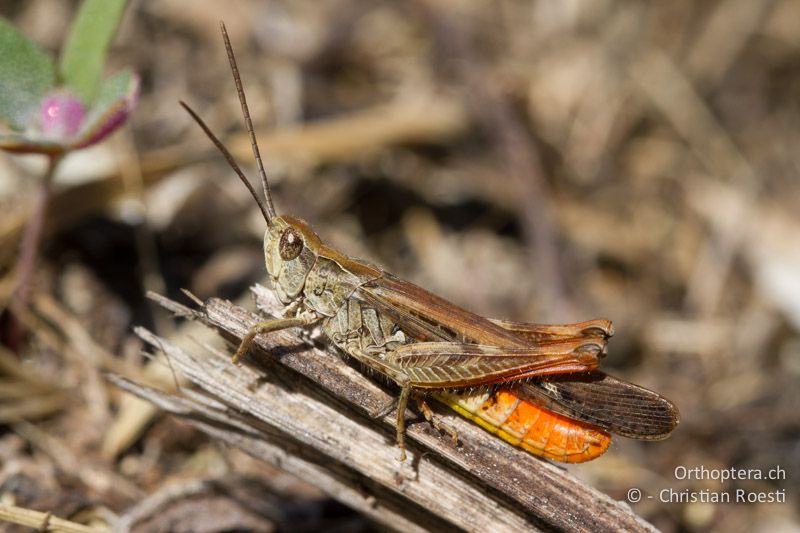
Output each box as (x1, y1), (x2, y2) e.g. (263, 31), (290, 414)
(71, 69), (138, 149)
(59, 0), (129, 104)
(0, 70), (138, 155)
(0, 17), (56, 131)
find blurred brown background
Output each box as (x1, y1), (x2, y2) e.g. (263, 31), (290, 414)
(1, 1), (799, 531)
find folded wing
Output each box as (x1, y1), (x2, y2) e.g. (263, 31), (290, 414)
(520, 372), (680, 440)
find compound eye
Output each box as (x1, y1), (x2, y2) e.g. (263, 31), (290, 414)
(279, 228), (304, 260)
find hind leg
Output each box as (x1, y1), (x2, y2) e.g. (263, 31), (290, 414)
(416, 395), (459, 445)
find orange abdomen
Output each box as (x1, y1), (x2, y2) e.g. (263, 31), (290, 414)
(434, 388), (611, 463)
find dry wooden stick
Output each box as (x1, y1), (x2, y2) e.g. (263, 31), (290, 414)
(0, 502), (106, 533)
(117, 286), (657, 532)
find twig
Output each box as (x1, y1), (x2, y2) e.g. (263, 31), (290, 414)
(116, 286), (658, 532)
(0, 502), (107, 533)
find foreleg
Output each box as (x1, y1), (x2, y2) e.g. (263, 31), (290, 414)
(232, 317), (311, 365)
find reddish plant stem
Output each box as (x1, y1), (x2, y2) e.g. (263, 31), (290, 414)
(11, 155), (61, 312)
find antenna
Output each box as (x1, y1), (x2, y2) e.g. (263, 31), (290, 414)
(180, 101), (271, 224)
(220, 21), (277, 219)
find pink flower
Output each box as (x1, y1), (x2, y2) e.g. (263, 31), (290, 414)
(39, 91), (86, 140)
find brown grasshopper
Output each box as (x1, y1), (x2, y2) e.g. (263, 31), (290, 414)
(180, 22), (678, 462)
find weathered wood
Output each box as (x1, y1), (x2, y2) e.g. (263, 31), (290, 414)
(120, 286), (656, 532)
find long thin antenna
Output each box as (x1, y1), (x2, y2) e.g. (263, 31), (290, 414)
(220, 21), (277, 219)
(180, 100), (271, 224)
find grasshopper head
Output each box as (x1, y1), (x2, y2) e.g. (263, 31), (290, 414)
(264, 215), (322, 303)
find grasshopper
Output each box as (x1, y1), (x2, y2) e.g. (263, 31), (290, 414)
(181, 23), (679, 462)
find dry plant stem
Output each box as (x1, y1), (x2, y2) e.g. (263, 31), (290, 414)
(24, 293), (155, 386)
(21, 292), (183, 458)
(0, 393), (66, 423)
(30, 292), (110, 427)
(0, 345), (53, 386)
(628, 49), (759, 317)
(114, 479), (218, 532)
(109, 374), (436, 533)
(132, 287), (657, 533)
(13, 421), (143, 501)
(412, 1), (572, 319)
(0, 345), (65, 422)
(0, 502), (106, 533)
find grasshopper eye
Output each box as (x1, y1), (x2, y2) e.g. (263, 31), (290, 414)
(279, 228), (304, 260)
